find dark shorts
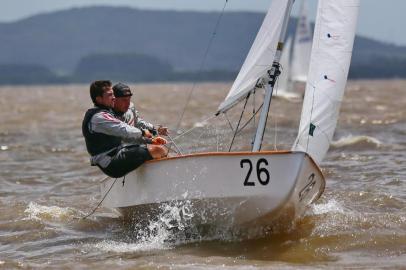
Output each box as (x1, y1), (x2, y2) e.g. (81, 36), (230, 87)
(100, 144), (153, 178)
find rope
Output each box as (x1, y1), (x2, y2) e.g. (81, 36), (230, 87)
(306, 85), (317, 152)
(172, 114), (217, 141)
(224, 113), (235, 132)
(228, 93), (250, 152)
(81, 177), (119, 220)
(235, 103), (263, 136)
(174, 0), (229, 132)
(273, 80), (279, 150)
(166, 133), (184, 155)
(215, 124), (219, 152)
(253, 89), (256, 129)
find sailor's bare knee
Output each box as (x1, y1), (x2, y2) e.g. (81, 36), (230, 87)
(147, 144), (168, 159)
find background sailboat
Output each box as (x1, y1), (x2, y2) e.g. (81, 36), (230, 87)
(278, 0), (312, 98)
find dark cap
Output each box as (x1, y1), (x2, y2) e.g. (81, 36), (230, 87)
(113, 83), (133, 97)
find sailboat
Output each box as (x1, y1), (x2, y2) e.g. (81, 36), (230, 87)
(100, 0), (360, 229)
(278, 0), (313, 98)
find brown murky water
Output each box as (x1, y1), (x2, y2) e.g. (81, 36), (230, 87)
(0, 80), (405, 269)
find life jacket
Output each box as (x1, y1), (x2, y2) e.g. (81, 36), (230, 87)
(82, 106), (121, 156)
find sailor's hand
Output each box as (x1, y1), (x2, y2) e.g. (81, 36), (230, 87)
(152, 136), (167, 145)
(157, 126), (169, 136)
(143, 129), (153, 138)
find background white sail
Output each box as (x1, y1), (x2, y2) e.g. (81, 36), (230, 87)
(291, 0), (313, 82)
(277, 37), (292, 93)
(217, 0), (289, 113)
(292, 0), (360, 164)
(277, 0), (311, 98)
(276, 37), (301, 99)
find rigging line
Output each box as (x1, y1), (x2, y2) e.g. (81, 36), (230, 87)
(235, 103), (263, 136)
(253, 89), (256, 128)
(172, 114), (217, 141)
(174, 0), (229, 132)
(81, 177), (119, 220)
(194, 126), (210, 150)
(251, 88), (256, 147)
(228, 93), (251, 152)
(251, 89), (256, 146)
(215, 123), (219, 152)
(166, 134), (184, 155)
(164, 141), (177, 155)
(274, 79), (279, 150)
(306, 85), (317, 152)
(224, 113), (235, 132)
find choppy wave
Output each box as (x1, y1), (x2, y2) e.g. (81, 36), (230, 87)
(2, 82), (406, 268)
(24, 202), (81, 222)
(310, 199), (346, 215)
(193, 121), (208, 128)
(274, 91), (303, 101)
(309, 198), (406, 237)
(331, 135), (382, 150)
(90, 239), (171, 254)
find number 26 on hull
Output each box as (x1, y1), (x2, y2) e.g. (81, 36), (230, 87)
(240, 158), (270, 186)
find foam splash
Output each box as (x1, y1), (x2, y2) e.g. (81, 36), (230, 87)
(310, 199), (345, 215)
(129, 199), (271, 245)
(91, 238), (171, 253)
(88, 198), (259, 254)
(159, 202), (194, 231)
(24, 202), (79, 222)
(90, 200), (198, 253)
(331, 135), (382, 149)
(137, 200), (199, 244)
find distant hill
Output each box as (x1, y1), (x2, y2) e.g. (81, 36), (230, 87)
(0, 6), (406, 84)
(0, 64), (64, 84)
(73, 53), (173, 82)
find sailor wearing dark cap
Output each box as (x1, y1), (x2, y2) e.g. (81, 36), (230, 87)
(113, 83), (132, 97)
(82, 80), (168, 179)
(112, 82), (169, 138)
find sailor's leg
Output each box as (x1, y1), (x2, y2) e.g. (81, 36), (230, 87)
(101, 145), (153, 178)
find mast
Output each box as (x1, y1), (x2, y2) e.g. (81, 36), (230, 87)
(252, 0), (295, 152)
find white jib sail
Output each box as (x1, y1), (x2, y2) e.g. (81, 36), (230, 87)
(217, 0), (290, 114)
(292, 0), (360, 164)
(291, 0), (312, 82)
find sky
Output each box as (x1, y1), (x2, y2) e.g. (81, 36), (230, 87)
(0, 0), (405, 46)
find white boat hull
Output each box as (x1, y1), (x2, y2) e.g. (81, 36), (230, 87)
(100, 151), (324, 228)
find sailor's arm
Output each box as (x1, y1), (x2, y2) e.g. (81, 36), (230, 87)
(90, 111), (151, 144)
(133, 107), (169, 135)
(131, 105), (156, 132)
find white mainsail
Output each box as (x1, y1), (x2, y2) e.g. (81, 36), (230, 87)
(291, 0), (312, 82)
(217, 0), (290, 113)
(292, 0), (360, 164)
